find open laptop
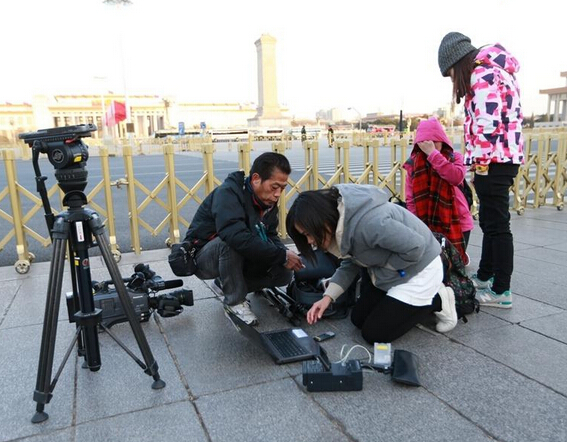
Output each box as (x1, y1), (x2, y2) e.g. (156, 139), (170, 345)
(224, 307), (321, 364)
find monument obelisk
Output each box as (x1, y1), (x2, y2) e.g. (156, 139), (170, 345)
(248, 34), (290, 127)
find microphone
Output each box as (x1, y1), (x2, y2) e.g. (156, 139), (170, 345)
(145, 279), (184, 292)
(134, 263), (156, 279)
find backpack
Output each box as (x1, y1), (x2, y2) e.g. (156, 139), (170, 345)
(287, 249), (358, 319)
(432, 232), (479, 321)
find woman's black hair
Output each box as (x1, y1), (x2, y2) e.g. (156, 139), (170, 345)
(451, 49), (479, 104)
(286, 187), (340, 262)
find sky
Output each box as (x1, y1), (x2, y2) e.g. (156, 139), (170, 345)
(1, 0), (566, 120)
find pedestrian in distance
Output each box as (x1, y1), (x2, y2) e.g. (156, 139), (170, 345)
(286, 185), (459, 343)
(183, 152), (304, 326)
(327, 125), (334, 148)
(301, 125), (307, 143)
(403, 117), (474, 264)
(438, 32), (524, 308)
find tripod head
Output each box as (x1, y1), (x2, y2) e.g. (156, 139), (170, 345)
(19, 124), (96, 194)
(19, 124), (97, 234)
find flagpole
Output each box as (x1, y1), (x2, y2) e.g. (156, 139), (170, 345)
(104, 0), (132, 138)
(94, 76), (107, 138)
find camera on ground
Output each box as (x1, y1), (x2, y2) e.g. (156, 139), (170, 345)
(66, 263), (193, 328)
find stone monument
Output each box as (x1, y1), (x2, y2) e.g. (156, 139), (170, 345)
(248, 34), (290, 127)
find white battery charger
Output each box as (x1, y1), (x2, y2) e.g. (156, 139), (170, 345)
(373, 343), (392, 369)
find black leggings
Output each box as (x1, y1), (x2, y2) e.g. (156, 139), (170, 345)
(351, 269), (441, 344)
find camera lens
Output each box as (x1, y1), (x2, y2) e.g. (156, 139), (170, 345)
(171, 288), (194, 306)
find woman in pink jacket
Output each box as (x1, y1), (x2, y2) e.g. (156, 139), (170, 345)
(404, 117), (474, 264)
(438, 32), (523, 309)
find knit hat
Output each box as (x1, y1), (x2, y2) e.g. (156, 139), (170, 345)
(414, 117), (452, 149)
(438, 32), (477, 77)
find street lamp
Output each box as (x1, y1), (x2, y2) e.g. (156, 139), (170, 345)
(348, 107), (362, 131)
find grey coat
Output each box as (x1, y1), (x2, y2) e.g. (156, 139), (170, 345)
(328, 184), (441, 293)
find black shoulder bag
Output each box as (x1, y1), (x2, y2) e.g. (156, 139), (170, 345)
(168, 242), (198, 276)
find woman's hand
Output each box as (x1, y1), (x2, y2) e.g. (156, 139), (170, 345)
(306, 296), (332, 324)
(417, 140), (435, 156)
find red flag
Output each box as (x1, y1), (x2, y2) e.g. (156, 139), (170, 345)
(105, 101), (127, 126)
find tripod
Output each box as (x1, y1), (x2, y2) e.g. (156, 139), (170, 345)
(17, 125), (165, 423)
(32, 189), (165, 423)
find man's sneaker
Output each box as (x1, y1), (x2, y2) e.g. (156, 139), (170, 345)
(225, 300), (259, 326)
(435, 285), (458, 333)
(211, 278), (224, 297)
(470, 274), (493, 290)
(476, 288), (512, 309)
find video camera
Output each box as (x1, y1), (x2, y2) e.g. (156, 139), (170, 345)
(19, 124), (96, 193)
(66, 263), (194, 328)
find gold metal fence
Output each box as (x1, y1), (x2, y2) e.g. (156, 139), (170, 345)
(1, 130), (566, 273)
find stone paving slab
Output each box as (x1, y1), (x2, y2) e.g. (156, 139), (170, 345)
(513, 254), (567, 285)
(1, 271), (74, 329)
(456, 324), (567, 396)
(521, 311), (567, 344)
(0, 280), (21, 326)
(514, 245), (567, 267)
(476, 292), (564, 324)
(196, 378), (352, 442)
(160, 297), (298, 397)
(74, 317), (189, 424)
(0, 324), (75, 441)
(511, 224), (567, 247)
(416, 341), (567, 442)
(75, 401), (208, 442)
(308, 369), (494, 442)
(511, 270), (567, 309)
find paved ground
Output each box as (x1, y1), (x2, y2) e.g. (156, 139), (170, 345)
(1, 206), (566, 442)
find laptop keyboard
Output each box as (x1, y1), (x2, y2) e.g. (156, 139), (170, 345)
(266, 331), (307, 358)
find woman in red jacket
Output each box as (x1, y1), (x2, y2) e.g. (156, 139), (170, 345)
(404, 117), (474, 264)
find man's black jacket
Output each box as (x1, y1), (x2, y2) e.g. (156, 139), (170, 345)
(183, 171), (287, 269)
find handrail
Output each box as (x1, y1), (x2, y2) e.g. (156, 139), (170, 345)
(1, 129), (566, 272)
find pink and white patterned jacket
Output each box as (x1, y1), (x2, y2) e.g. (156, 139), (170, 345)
(463, 44), (524, 167)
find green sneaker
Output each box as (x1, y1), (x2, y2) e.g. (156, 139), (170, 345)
(476, 288), (512, 308)
(470, 274), (493, 290)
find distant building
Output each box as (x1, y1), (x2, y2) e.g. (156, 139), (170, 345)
(316, 108), (342, 123)
(539, 71), (567, 127)
(0, 95), (257, 142)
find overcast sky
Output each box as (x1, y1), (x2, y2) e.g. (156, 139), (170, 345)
(1, 0), (565, 119)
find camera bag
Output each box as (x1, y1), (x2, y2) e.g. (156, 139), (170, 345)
(168, 242), (198, 277)
(287, 249), (358, 319)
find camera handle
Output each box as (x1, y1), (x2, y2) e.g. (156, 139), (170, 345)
(31, 191), (165, 424)
(31, 143), (55, 236)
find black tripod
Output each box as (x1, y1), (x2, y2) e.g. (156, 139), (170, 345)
(20, 125), (165, 424)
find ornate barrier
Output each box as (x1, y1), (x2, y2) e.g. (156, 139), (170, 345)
(1, 130), (566, 272)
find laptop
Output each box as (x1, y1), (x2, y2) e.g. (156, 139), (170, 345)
(224, 307), (321, 364)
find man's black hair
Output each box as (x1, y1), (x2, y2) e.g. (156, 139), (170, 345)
(286, 187), (340, 262)
(249, 152), (291, 181)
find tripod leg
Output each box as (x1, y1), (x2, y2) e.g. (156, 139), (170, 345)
(32, 218), (69, 423)
(89, 213), (165, 389)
